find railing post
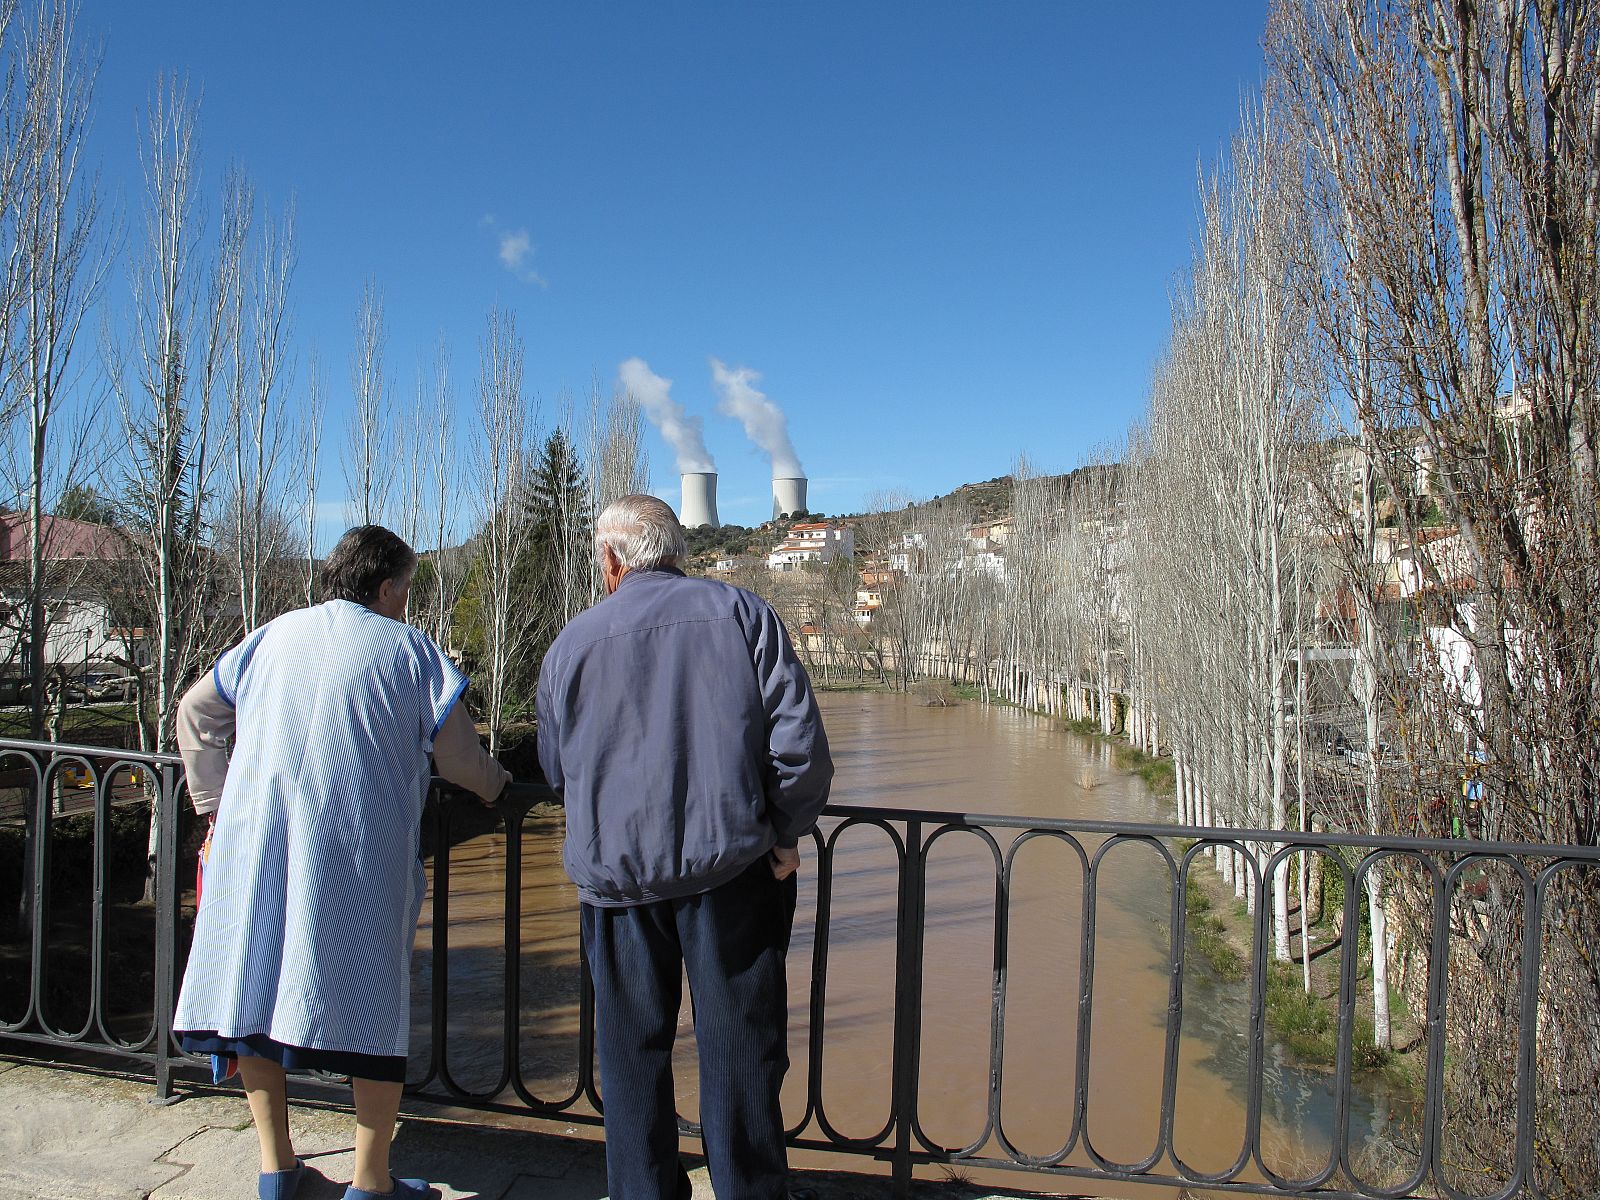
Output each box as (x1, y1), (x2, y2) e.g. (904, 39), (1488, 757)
(151, 762), (180, 1102)
(25, 751), (47, 1022)
(889, 818), (925, 1198)
(430, 799), (452, 1092)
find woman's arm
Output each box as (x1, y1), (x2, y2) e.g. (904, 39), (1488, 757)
(175, 672), (236, 815)
(432, 701), (511, 803)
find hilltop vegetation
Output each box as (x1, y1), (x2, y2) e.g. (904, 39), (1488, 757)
(680, 461), (1123, 572)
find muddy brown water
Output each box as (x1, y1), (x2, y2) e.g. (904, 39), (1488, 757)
(408, 692), (1406, 1196)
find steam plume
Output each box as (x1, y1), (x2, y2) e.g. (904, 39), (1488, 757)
(710, 358), (803, 478)
(619, 357), (714, 473)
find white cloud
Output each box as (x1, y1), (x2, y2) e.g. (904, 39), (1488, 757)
(482, 217), (546, 286)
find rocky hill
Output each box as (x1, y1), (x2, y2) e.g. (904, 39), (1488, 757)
(679, 461), (1122, 569)
(865, 461), (1121, 525)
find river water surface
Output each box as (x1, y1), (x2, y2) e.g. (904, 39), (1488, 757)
(410, 692), (1405, 1196)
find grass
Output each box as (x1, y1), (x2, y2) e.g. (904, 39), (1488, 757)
(1059, 714), (1178, 795)
(1266, 962), (1337, 1060)
(1184, 874), (1247, 981)
(1112, 741), (1177, 795)
(1266, 962), (1398, 1076)
(1182, 855), (1419, 1090)
(812, 677), (894, 694)
(0, 704), (139, 741)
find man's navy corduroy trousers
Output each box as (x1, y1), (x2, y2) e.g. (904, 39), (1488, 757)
(581, 856), (799, 1200)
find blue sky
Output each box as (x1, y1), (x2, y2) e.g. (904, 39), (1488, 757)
(81, 2), (1269, 537)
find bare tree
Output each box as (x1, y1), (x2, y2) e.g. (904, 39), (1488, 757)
(582, 378), (649, 607)
(299, 350), (322, 606)
(7, 0), (105, 738)
(109, 76), (231, 756)
(343, 280), (389, 527)
(394, 367), (426, 621)
(469, 305), (533, 753)
(225, 172), (294, 631)
(0, 0), (26, 444)
(1267, 0), (1600, 1184)
(591, 379), (650, 508)
(423, 337), (465, 648)
(102, 78), (244, 906)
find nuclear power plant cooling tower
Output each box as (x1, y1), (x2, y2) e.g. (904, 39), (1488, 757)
(679, 472), (720, 528)
(772, 477), (807, 521)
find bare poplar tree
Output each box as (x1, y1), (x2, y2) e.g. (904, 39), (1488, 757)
(109, 76), (231, 756)
(582, 378), (649, 607)
(1266, 1), (1600, 1184)
(102, 79), (244, 903)
(424, 337), (465, 648)
(590, 381), (649, 509)
(8, 0), (105, 738)
(0, 0), (24, 442)
(470, 305), (533, 753)
(394, 369), (427, 622)
(343, 280), (389, 527)
(225, 174), (294, 631)
(299, 351), (322, 606)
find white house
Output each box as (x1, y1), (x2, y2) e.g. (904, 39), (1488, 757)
(767, 522), (856, 572)
(0, 514), (136, 682)
(887, 531), (927, 575)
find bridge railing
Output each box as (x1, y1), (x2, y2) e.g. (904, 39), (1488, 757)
(1, 736), (1596, 1200)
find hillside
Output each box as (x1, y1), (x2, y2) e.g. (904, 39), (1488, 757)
(873, 461), (1122, 525)
(679, 461), (1121, 570)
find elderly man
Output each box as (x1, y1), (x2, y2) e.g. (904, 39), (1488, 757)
(537, 494), (833, 1200)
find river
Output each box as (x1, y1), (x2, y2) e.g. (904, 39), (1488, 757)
(409, 691), (1407, 1196)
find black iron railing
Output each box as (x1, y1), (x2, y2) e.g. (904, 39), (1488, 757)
(2, 736), (1596, 1200)
(0, 737), (185, 1095)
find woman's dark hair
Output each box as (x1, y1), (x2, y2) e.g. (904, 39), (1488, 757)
(319, 525), (417, 604)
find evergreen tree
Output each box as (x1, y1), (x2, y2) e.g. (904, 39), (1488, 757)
(55, 485), (121, 527)
(506, 428), (592, 703)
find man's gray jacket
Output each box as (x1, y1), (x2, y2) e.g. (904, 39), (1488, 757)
(536, 566), (833, 907)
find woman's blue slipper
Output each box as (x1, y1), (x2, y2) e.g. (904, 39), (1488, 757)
(259, 1159), (306, 1200)
(342, 1178), (437, 1200)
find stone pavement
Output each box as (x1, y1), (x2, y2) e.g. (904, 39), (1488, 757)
(0, 1058), (1097, 1200)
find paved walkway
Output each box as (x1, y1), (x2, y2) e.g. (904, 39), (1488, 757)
(0, 1059), (1093, 1200)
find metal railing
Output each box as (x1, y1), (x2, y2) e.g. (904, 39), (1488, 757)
(2, 735), (1596, 1200)
(0, 737), (185, 1095)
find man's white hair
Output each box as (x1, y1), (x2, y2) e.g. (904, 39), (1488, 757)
(594, 494), (688, 570)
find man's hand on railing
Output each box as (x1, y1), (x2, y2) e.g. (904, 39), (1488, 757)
(769, 844), (800, 881)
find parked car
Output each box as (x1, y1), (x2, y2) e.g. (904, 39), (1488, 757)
(1306, 721), (1350, 757)
(62, 671), (138, 703)
(90, 674), (137, 702)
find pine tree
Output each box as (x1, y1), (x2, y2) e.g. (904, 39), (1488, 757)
(506, 428), (592, 702)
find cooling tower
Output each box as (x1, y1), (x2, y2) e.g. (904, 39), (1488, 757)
(680, 471), (720, 529)
(772, 476), (808, 521)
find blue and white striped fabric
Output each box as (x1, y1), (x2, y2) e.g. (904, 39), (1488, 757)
(173, 599), (467, 1058)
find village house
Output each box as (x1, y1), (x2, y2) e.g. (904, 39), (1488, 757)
(0, 512), (142, 701)
(961, 528), (1007, 580)
(886, 531), (927, 575)
(971, 514), (1017, 545)
(766, 521), (855, 572)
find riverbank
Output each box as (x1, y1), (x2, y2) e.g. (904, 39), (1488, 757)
(1009, 701), (1428, 1103)
(811, 673), (1018, 710)
(1060, 717), (1175, 795)
(1177, 844), (1425, 1095)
